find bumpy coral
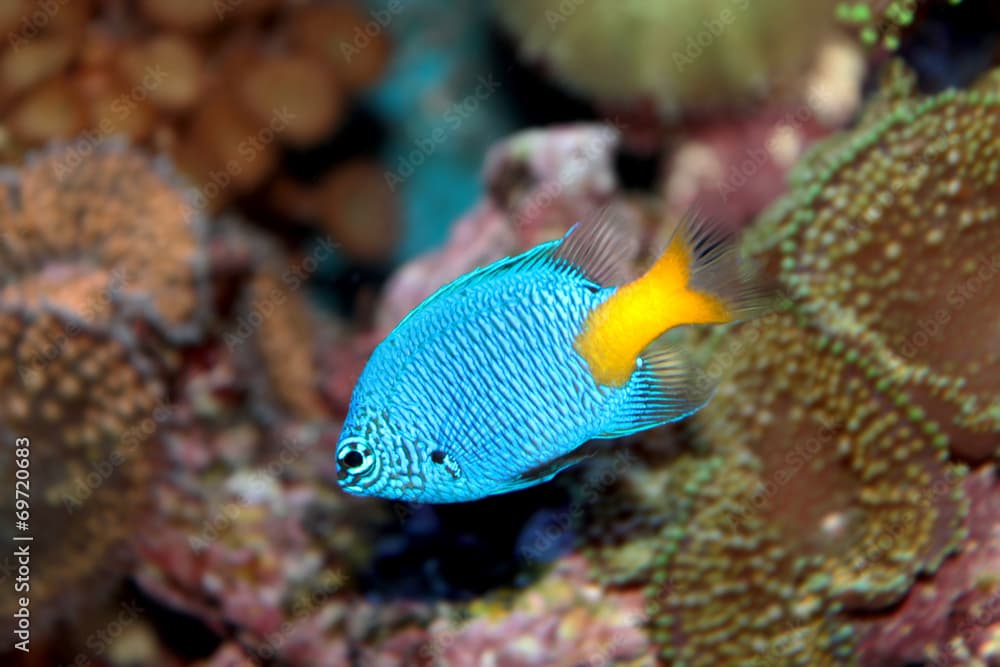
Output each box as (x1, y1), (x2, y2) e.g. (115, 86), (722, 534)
(750, 61), (1000, 459)
(238, 267), (329, 420)
(649, 314), (967, 665)
(0, 144), (207, 340)
(854, 465), (1000, 666)
(495, 0), (839, 116)
(0, 307), (163, 630)
(580, 61), (1000, 665)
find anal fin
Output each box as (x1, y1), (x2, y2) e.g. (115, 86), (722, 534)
(596, 337), (714, 438)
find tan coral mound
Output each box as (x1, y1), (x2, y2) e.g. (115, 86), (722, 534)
(0, 144), (207, 339)
(0, 308), (163, 628)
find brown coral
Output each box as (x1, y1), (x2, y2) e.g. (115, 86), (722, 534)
(0, 143), (207, 340)
(584, 61), (999, 665)
(646, 314), (966, 665)
(751, 61), (1000, 459)
(0, 0), (390, 216)
(235, 266), (329, 421)
(0, 307), (163, 631)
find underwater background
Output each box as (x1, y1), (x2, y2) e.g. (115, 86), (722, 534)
(0, 0), (998, 665)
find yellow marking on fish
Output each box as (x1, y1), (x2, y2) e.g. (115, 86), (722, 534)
(575, 236), (732, 386)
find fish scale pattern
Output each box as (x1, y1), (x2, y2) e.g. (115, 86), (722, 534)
(386, 268), (620, 478)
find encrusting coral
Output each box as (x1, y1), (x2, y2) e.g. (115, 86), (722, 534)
(749, 60), (1000, 460)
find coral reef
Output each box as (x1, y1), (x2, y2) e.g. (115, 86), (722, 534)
(853, 466), (1000, 666)
(495, 0), (841, 118)
(576, 60), (1000, 666)
(749, 60), (1000, 460)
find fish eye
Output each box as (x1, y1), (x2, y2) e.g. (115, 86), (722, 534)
(338, 444), (374, 475)
(431, 450), (446, 464)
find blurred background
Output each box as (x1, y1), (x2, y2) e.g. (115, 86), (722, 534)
(0, 0), (998, 665)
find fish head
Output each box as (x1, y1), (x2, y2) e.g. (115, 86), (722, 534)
(335, 406), (471, 502)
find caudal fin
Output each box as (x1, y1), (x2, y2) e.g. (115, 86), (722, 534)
(575, 211), (771, 387)
(659, 210), (774, 325)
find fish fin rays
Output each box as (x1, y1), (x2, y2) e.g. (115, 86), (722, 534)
(394, 240), (560, 329)
(552, 203), (639, 287)
(495, 442), (602, 495)
(673, 209), (776, 322)
(396, 206), (637, 330)
(595, 337), (715, 438)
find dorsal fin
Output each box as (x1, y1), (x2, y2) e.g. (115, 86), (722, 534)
(394, 240), (560, 329)
(394, 206), (637, 331)
(552, 203), (638, 287)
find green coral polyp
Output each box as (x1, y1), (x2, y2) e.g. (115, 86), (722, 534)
(584, 60), (997, 665)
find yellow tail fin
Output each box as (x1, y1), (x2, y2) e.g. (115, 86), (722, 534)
(576, 212), (767, 386)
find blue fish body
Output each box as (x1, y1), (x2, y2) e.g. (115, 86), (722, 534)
(334, 213), (729, 503)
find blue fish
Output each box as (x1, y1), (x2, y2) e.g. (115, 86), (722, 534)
(336, 211), (765, 502)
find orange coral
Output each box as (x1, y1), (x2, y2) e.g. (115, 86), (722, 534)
(0, 144), (207, 339)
